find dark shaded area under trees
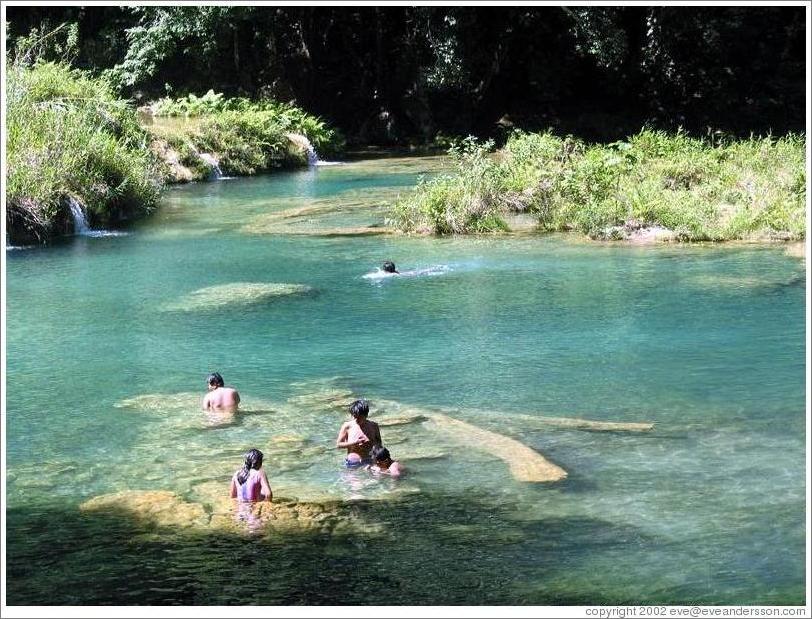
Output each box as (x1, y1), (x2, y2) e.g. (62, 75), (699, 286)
(6, 5), (806, 145)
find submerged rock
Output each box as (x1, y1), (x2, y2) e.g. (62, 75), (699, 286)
(244, 223), (393, 237)
(163, 282), (313, 312)
(293, 390), (568, 482)
(80, 490), (208, 529)
(79, 488), (383, 537)
(287, 388), (357, 412)
(689, 273), (790, 289)
(497, 412), (653, 433)
(115, 392), (200, 413)
(426, 412), (568, 483)
(378, 414), (429, 427)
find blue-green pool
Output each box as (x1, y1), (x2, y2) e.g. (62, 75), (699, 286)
(5, 156), (807, 605)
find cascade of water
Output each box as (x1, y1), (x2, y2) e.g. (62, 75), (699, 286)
(199, 153), (223, 180)
(68, 196), (91, 235)
(65, 196), (127, 238)
(305, 144), (319, 166)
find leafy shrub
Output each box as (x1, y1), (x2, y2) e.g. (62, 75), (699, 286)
(393, 129), (805, 240)
(6, 57), (163, 243)
(151, 92), (343, 155)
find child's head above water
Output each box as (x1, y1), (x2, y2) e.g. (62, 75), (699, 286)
(382, 261), (398, 273)
(372, 445), (392, 464)
(349, 398), (370, 419)
(237, 448), (264, 484)
(207, 372), (225, 388)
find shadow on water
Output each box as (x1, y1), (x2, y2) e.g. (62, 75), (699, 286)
(7, 493), (658, 606)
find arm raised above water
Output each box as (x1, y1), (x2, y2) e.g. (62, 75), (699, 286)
(259, 468), (273, 502)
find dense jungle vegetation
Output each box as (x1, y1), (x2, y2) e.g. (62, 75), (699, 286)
(4, 6), (807, 243)
(7, 5), (805, 142)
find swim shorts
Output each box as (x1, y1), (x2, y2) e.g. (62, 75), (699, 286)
(344, 457), (372, 468)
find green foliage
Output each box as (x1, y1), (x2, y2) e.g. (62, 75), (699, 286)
(393, 129), (806, 240)
(151, 92), (342, 156)
(12, 21), (79, 65)
(6, 56), (163, 242)
(195, 111), (289, 176)
(7, 6), (805, 142)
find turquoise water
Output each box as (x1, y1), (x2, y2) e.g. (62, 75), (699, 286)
(5, 157), (807, 605)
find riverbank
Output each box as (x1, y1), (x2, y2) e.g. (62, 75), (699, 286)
(6, 61), (164, 244)
(392, 131), (806, 242)
(141, 91), (344, 183)
(7, 63), (806, 248)
(4, 60), (343, 245)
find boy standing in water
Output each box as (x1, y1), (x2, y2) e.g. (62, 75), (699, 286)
(336, 399), (382, 466)
(202, 372), (241, 411)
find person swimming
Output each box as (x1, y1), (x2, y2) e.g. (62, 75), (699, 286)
(369, 445), (402, 477)
(336, 398), (383, 467)
(230, 448), (273, 502)
(362, 262), (449, 280)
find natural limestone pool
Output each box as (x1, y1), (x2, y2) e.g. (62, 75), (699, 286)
(4, 156), (806, 605)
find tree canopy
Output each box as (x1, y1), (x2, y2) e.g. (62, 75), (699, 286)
(6, 5), (806, 143)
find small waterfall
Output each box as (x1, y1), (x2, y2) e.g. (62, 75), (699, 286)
(68, 196), (91, 235)
(65, 196), (127, 238)
(199, 153), (223, 180)
(303, 140), (342, 167)
(285, 132), (340, 167)
(305, 143), (319, 166)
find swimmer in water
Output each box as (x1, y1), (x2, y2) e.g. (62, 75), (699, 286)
(230, 448), (273, 502)
(336, 398), (383, 467)
(363, 262), (449, 280)
(369, 445), (402, 477)
(202, 372), (241, 411)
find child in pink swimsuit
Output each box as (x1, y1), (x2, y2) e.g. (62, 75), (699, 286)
(230, 448), (273, 502)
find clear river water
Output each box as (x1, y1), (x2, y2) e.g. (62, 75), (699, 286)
(4, 156), (807, 605)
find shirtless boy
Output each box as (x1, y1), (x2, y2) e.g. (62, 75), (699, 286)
(202, 372), (241, 411)
(336, 398), (382, 466)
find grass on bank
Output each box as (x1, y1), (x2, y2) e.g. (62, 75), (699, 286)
(145, 91), (344, 178)
(392, 130), (806, 240)
(6, 60), (345, 241)
(6, 60), (163, 242)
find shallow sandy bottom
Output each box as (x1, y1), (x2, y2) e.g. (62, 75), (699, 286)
(162, 282), (313, 311)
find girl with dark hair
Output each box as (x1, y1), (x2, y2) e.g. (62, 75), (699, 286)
(229, 448), (273, 502)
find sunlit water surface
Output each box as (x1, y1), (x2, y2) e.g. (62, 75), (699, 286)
(5, 156), (806, 605)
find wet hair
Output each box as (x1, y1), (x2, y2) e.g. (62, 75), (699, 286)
(349, 398), (370, 418)
(207, 372), (225, 388)
(382, 261), (398, 273)
(372, 445), (391, 463)
(237, 448), (264, 485)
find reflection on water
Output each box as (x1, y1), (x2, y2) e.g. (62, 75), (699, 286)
(5, 156), (806, 605)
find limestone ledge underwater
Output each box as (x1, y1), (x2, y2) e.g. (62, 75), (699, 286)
(98, 383), (656, 537)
